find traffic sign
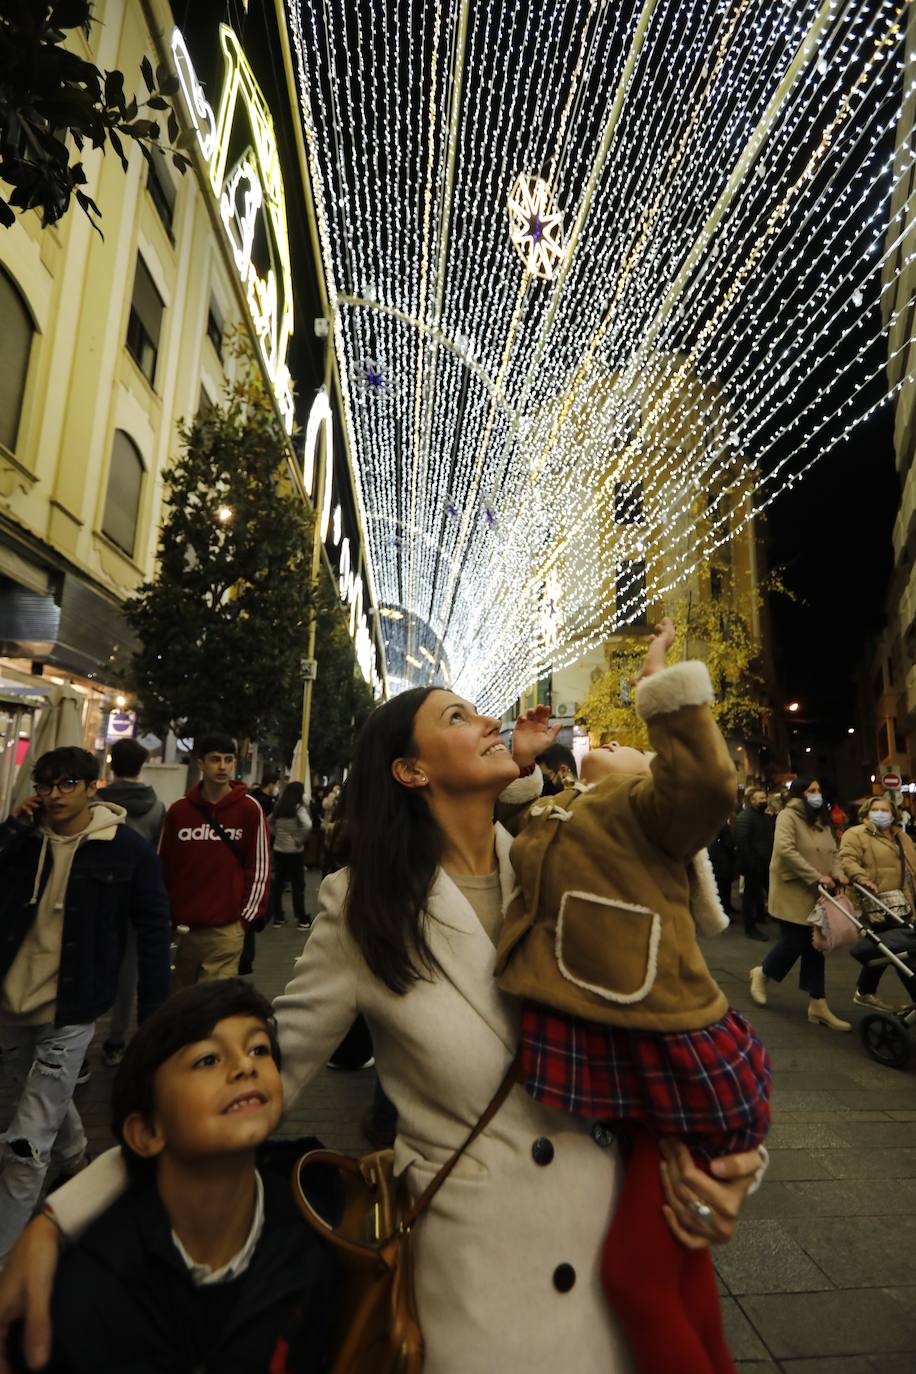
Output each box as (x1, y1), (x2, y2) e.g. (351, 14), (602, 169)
(882, 772), (901, 789)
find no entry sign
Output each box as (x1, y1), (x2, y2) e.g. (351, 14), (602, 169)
(882, 773), (901, 789)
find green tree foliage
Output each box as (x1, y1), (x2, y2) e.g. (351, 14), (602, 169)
(577, 579), (772, 748)
(0, 0), (188, 232)
(126, 351), (315, 747)
(306, 587), (375, 777)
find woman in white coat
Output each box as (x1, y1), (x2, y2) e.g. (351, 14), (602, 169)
(0, 684), (764, 1374)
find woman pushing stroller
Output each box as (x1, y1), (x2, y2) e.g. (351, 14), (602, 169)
(839, 794), (916, 1012)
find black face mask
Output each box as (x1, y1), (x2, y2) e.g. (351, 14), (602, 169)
(541, 773), (563, 796)
(752, 802), (767, 812)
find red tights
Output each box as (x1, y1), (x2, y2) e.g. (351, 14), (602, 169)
(600, 1131), (736, 1374)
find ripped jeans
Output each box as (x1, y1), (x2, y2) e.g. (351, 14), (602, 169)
(0, 1021), (94, 1261)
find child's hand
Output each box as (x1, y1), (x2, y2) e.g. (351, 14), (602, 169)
(511, 705), (561, 771)
(630, 616), (675, 687)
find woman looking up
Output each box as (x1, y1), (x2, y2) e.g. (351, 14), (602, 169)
(0, 690), (765, 1374)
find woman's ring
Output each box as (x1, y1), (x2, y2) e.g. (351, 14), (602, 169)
(687, 1199), (714, 1225)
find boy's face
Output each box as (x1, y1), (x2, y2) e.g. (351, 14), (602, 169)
(198, 752), (236, 787)
(132, 1016), (282, 1165)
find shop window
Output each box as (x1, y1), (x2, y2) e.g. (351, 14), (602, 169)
(146, 151), (175, 236)
(102, 430), (144, 557)
(613, 480), (643, 524)
(126, 255), (163, 386)
(206, 299), (224, 360)
(0, 267), (35, 452)
(616, 558), (647, 627)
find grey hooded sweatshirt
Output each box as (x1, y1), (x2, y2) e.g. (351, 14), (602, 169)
(101, 780), (166, 848)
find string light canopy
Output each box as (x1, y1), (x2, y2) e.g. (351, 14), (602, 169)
(285, 0), (914, 712)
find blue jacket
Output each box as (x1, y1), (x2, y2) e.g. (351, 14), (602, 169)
(0, 812), (171, 1026)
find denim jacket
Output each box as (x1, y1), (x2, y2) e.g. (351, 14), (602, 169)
(0, 816), (171, 1026)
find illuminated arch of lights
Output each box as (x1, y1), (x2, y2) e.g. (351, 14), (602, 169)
(285, 0), (915, 710)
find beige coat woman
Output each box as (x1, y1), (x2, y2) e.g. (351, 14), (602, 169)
(274, 852), (634, 1374)
(768, 799), (843, 924)
(839, 820), (916, 910)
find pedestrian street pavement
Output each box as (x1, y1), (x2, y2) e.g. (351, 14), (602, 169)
(3, 871), (915, 1372)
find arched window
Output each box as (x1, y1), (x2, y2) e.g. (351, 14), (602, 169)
(0, 268), (35, 452)
(102, 431), (144, 557)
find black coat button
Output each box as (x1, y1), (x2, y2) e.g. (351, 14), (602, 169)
(553, 1263), (576, 1293)
(531, 1137), (555, 1166)
(592, 1122), (615, 1149)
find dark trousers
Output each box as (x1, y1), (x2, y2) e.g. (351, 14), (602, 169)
(856, 922), (913, 997)
(761, 919), (825, 999)
(270, 851), (307, 924)
(742, 871), (769, 933)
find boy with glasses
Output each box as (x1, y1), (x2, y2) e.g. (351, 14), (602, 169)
(0, 746), (171, 1262)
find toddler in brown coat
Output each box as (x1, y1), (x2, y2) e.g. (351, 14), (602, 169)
(494, 618), (771, 1374)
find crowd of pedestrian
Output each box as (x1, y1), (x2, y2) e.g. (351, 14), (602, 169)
(0, 662), (912, 1373)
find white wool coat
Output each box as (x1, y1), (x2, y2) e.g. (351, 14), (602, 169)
(273, 827), (634, 1374)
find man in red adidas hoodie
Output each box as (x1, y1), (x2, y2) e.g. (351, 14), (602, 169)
(159, 733), (270, 989)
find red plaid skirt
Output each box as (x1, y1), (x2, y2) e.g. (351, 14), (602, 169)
(520, 1003), (771, 1159)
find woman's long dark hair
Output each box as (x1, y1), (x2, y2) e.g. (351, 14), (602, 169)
(345, 686), (442, 994)
(787, 776), (827, 827)
(274, 780), (305, 819)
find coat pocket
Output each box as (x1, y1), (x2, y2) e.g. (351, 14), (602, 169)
(554, 891), (662, 1004)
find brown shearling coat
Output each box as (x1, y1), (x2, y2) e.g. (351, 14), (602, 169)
(839, 822), (916, 910)
(494, 661), (735, 1033)
(767, 799), (843, 925)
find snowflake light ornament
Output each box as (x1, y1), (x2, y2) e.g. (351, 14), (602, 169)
(507, 173), (565, 280)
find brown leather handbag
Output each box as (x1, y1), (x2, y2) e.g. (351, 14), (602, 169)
(292, 1060), (519, 1373)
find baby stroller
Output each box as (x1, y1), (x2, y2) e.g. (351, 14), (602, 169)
(815, 884), (916, 1070)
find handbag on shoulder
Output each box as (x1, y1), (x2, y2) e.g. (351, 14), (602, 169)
(292, 1059), (519, 1374)
(859, 838), (914, 924)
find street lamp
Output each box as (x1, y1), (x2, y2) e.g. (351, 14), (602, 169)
(217, 505), (233, 523)
(787, 701), (800, 713)
(847, 727), (855, 735)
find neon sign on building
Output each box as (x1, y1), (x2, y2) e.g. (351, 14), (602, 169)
(171, 25), (295, 433)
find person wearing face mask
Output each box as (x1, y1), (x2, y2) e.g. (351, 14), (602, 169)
(839, 795), (916, 1011)
(734, 788), (775, 942)
(535, 742), (578, 796)
(750, 776), (851, 1030)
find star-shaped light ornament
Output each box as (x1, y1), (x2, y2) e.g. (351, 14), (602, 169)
(356, 357), (386, 398)
(507, 174), (565, 280)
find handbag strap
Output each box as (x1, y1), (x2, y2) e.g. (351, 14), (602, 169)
(398, 1056), (520, 1234)
(189, 798), (244, 865)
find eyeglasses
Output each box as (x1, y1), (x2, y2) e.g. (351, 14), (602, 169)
(34, 777), (84, 797)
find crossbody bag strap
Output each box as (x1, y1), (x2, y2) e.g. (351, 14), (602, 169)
(189, 799), (244, 865)
(398, 1055), (520, 1234)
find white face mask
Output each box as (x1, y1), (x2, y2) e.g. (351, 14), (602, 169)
(870, 810), (893, 829)
(806, 793), (823, 809)
(902, 812), (911, 828)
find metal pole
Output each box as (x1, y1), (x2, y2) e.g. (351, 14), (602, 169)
(296, 332), (334, 784)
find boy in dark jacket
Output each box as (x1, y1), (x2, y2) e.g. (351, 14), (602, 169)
(33, 981), (335, 1374)
(0, 747), (171, 1262)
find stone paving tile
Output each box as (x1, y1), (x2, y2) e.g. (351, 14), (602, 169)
(735, 1364), (779, 1374)
(807, 1146), (916, 1179)
(720, 1299), (771, 1361)
(712, 1220), (832, 1295)
(762, 1150), (836, 1182)
(778, 1360), (873, 1373)
(782, 1215), (916, 1288)
(829, 1089), (916, 1111)
(737, 1289), (916, 1359)
(744, 1177), (916, 1219)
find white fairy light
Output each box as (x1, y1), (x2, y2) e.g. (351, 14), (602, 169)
(284, 0), (911, 709)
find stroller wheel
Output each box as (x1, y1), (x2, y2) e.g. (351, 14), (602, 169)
(859, 1012), (912, 1070)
